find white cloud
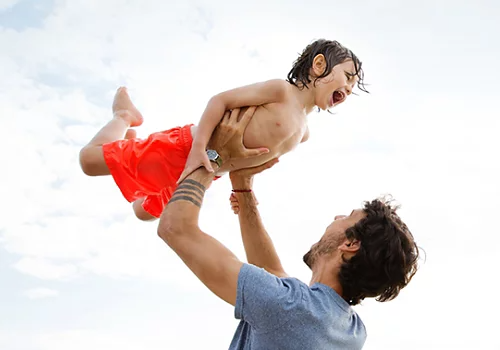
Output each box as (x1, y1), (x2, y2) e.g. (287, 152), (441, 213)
(35, 326), (237, 350)
(23, 287), (59, 300)
(14, 257), (78, 280)
(0, 0), (499, 349)
(0, 0), (19, 12)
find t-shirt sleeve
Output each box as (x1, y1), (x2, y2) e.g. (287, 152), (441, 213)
(235, 263), (304, 332)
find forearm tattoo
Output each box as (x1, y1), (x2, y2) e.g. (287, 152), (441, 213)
(168, 179), (206, 208)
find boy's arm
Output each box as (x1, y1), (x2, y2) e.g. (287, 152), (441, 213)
(195, 79), (288, 148)
(230, 163), (288, 278)
(177, 79), (289, 183)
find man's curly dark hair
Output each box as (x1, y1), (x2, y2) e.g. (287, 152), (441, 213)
(339, 197), (420, 305)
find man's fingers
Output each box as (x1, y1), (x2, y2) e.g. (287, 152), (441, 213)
(247, 157), (279, 175)
(230, 194), (240, 213)
(238, 106), (257, 127)
(222, 110), (231, 124)
(228, 108), (241, 124)
(245, 147), (270, 158)
(259, 157), (279, 171)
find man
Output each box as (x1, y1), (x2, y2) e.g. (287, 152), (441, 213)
(157, 108), (420, 349)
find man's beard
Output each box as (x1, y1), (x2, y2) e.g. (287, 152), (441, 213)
(303, 248), (315, 269)
(303, 235), (343, 269)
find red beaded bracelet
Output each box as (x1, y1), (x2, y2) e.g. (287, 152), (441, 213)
(232, 189), (252, 193)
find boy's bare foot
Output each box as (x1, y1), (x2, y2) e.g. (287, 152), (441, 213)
(112, 87), (144, 127)
(124, 129), (137, 139)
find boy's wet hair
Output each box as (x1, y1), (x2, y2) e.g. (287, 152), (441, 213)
(287, 39), (368, 93)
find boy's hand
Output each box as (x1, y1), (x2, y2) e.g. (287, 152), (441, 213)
(177, 147), (213, 184)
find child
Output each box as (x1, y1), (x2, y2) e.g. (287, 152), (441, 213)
(79, 39), (367, 221)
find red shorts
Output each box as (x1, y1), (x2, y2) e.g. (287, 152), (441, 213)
(103, 124), (195, 218)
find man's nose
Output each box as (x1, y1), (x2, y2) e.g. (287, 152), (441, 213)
(334, 215), (346, 220)
(345, 85), (352, 95)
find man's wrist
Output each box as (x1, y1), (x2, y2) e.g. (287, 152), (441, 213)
(215, 149), (230, 163)
(232, 190), (257, 206)
(230, 178), (253, 190)
(208, 161), (222, 173)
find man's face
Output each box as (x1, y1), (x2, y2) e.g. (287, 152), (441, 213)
(303, 209), (366, 269)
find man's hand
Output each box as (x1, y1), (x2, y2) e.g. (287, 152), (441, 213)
(208, 107), (269, 162)
(229, 158), (279, 214)
(177, 107), (267, 183)
(230, 192), (259, 215)
(229, 158), (279, 189)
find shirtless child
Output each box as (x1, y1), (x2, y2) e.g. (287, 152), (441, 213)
(79, 39), (367, 221)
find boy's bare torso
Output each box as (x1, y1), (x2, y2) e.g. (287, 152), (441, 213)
(191, 87), (309, 174)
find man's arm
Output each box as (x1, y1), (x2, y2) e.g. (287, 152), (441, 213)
(158, 107), (268, 306)
(232, 191), (288, 278)
(158, 168), (243, 306)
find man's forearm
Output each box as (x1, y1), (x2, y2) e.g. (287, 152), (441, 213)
(157, 164), (244, 307)
(236, 192), (286, 277)
(160, 168), (217, 233)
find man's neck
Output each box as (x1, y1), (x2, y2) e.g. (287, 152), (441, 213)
(309, 258), (344, 297)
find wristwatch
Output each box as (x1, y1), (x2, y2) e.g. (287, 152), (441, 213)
(206, 149), (223, 168)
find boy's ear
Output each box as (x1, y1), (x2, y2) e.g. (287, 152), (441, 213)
(312, 54), (327, 76)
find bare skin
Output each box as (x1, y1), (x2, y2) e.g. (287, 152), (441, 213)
(177, 58), (359, 182)
(79, 57), (358, 221)
(79, 87), (143, 176)
(81, 86), (304, 178)
(79, 87), (155, 220)
(83, 58), (356, 177)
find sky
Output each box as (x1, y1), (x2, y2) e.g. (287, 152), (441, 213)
(0, 0), (499, 349)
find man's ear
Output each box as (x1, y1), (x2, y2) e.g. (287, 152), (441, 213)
(339, 239), (360, 254)
(312, 54), (327, 76)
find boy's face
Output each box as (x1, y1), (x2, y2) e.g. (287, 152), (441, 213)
(312, 57), (359, 111)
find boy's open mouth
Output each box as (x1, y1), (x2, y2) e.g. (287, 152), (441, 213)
(332, 90), (346, 105)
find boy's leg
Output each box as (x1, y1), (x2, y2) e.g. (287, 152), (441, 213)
(132, 198), (157, 221)
(79, 87), (144, 176)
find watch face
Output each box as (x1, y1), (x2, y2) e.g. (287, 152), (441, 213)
(206, 149), (218, 160)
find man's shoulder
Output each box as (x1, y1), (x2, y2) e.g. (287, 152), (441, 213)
(240, 263), (305, 288)
(235, 265), (367, 349)
(238, 264), (306, 303)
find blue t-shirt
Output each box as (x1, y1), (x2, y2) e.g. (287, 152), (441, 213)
(229, 264), (366, 350)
